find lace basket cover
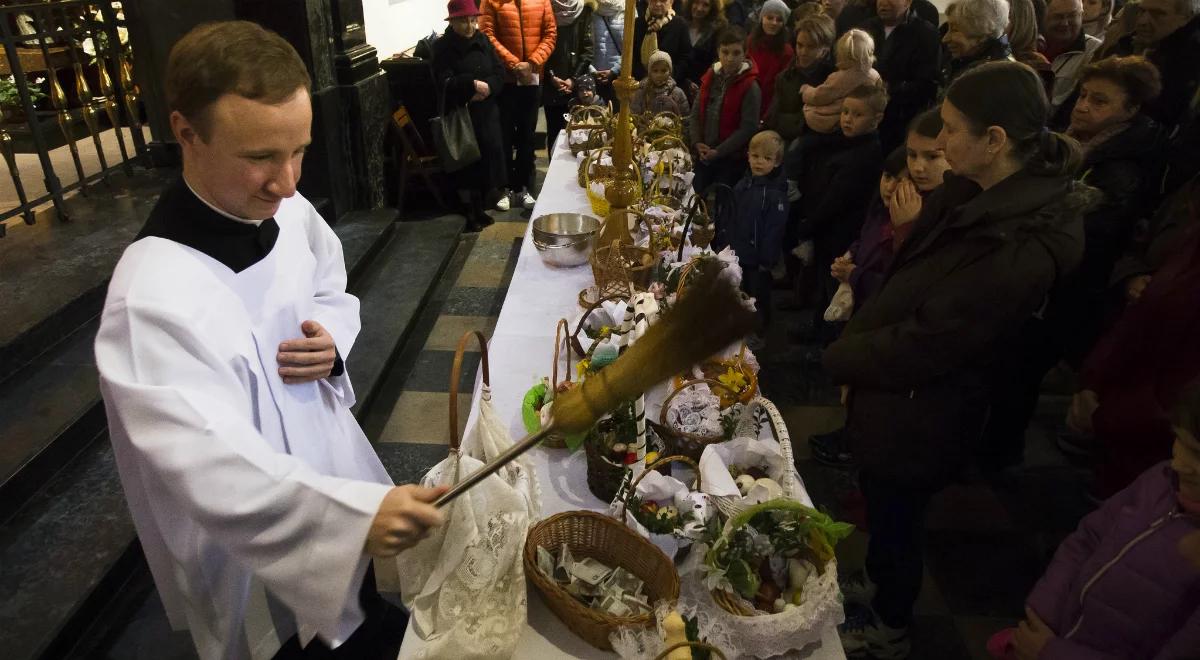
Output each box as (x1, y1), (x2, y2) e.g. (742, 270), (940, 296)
(673, 549), (844, 659)
(395, 384), (540, 659)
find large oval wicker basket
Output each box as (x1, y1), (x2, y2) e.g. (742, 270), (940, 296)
(524, 510), (681, 650)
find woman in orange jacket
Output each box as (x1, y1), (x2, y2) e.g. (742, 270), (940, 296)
(480, 0), (557, 210)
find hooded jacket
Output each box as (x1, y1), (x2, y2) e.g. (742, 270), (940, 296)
(824, 171), (1090, 484)
(480, 0), (558, 78)
(721, 165), (789, 269)
(1026, 463), (1200, 660)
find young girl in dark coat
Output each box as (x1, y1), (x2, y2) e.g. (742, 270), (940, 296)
(432, 0), (507, 231)
(825, 62), (1091, 658)
(987, 379), (1200, 660)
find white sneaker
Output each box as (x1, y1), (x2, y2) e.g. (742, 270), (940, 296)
(840, 607), (910, 659)
(495, 191), (511, 212)
(517, 189), (536, 209)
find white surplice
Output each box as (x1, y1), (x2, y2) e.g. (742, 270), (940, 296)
(95, 192), (394, 660)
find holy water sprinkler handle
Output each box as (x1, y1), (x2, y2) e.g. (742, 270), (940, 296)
(434, 426), (554, 508)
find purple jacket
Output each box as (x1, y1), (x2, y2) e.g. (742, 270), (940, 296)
(1026, 462), (1200, 659)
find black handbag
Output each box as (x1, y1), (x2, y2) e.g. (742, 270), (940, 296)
(430, 79), (481, 173)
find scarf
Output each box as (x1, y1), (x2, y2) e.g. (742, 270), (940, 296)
(552, 0), (584, 25)
(1068, 120), (1130, 160)
(647, 8), (675, 32)
(595, 0), (624, 18)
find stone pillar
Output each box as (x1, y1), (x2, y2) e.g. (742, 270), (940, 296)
(329, 0), (387, 211)
(122, 0), (237, 166)
(236, 0), (387, 220)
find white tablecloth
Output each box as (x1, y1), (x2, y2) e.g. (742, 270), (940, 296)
(401, 136), (846, 659)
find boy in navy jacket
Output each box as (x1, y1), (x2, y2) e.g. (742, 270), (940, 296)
(718, 129), (789, 349)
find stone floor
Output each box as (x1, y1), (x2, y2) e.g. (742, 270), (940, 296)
(89, 148), (1096, 660)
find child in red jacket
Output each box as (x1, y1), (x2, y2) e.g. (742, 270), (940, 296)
(690, 25), (762, 194)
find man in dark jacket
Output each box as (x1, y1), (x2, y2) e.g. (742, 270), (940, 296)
(632, 0), (693, 83)
(861, 0), (942, 154)
(837, 0), (940, 35)
(1111, 0), (1200, 133)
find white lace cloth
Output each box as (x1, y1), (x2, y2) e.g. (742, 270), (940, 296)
(395, 384), (539, 659)
(676, 550), (845, 660)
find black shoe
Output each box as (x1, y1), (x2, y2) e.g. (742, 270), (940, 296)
(811, 428), (854, 468)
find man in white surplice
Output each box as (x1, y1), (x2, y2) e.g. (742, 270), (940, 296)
(94, 21), (446, 660)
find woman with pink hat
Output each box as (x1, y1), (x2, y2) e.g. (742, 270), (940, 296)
(432, 0), (508, 231)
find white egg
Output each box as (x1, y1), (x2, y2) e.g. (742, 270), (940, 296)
(735, 474), (756, 496)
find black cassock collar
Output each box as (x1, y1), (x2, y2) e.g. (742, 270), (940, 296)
(136, 177), (280, 273)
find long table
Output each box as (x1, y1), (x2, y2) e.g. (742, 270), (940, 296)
(401, 136), (846, 659)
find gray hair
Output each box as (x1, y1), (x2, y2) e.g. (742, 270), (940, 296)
(946, 0), (1012, 40)
(1177, 0), (1200, 17)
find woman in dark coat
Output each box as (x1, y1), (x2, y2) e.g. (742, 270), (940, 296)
(681, 0), (728, 98)
(432, 0), (507, 231)
(824, 62), (1090, 657)
(766, 13), (836, 141)
(543, 0), (594, 152)
(980, 56), (1167, 468)
(940, 0), (1015, 91)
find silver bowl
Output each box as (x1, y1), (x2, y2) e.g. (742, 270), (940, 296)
(532, 213), (600, 267)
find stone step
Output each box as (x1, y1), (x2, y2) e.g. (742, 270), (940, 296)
(0, 210), (461, 660)
(0, 207), (397, 525)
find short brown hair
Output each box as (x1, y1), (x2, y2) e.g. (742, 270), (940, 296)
(166, 21), (311, 136)
(749, 130), (785, 160)
(718, 25), (748, 47)
(793, 14), (836, 49)
(1079, 55), (1163, 110)
(846, 83), (888, 115)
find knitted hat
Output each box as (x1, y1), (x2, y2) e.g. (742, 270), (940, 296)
(760, 0), (790, 18)
(648, 50), (673, 71)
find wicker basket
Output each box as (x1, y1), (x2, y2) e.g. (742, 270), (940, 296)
(584, 417), (632, 503)
(568, 293), (623, 358)
(567, 105), (611, 156)
(543, 318), (575, 448)
(652, 378), (741, 463)
(591, 238), (657, 292)
(524, 510), (681, 650)
(697, 344), (759, 409)
(612, 454), (701, 537)
(711, 397), (799, 519)
(447, 329), (490, 451)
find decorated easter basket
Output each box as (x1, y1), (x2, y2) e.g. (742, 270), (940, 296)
(672, 500), (851, 659)
(709, 397), (799, 519)
(610, 454), (703, 540)
(650, 378), (742, 463)
(524, 511), (681, 650)
(567, 104), (612, 155)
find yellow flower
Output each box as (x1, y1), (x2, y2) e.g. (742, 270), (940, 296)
(576, 359), (591, 378)
(719, 366), (747, 393)
(598, 325), (612, 338)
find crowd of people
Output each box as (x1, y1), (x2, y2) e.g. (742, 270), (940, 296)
(427, 0), (1200, 657)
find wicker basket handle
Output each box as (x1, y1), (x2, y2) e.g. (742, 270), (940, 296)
(448, 330), (490, 451)
(570, 294), (623, 358)
(658, 378), (741, 427)
(552, 318), (572, 391)
(654, 641), (728, 660)
(615, 453), (702, 520)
